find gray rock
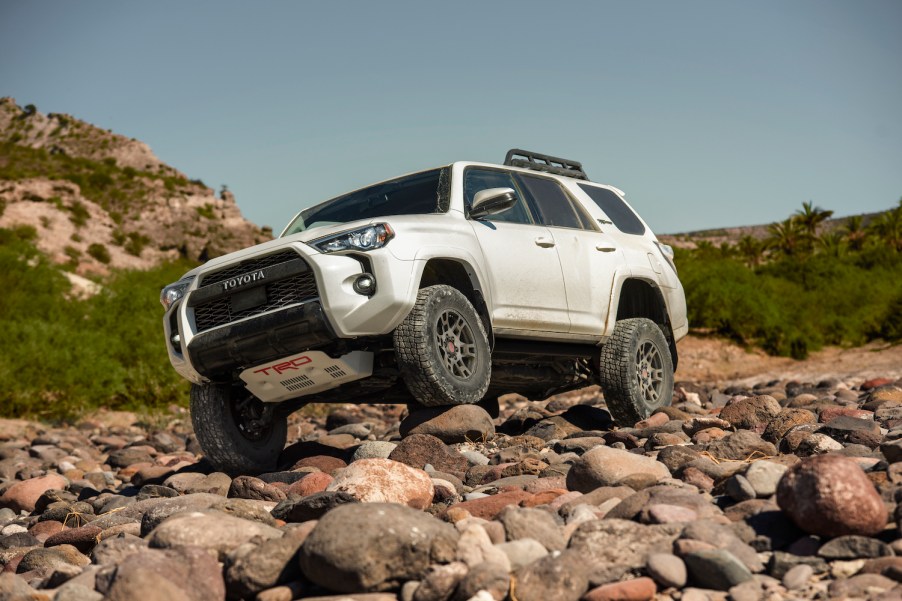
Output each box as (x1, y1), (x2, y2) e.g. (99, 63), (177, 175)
(725, 474), (756, 502)
(90, 534), (148, 566)
(680, 520), (763, 573)
(400, 404), (495, 444)
(271, 491), (358, 523)
(16, 545), (90, 576)
(99, 546), (224, 601)
(646, 552), (687, 589)
(684, 549), (753, 591)
(566, 446), (670, 492)
(496, 539), (548, 571)
(460, 450), (490, 466)
(451, 562), (509, 601)
(511, 549), (589, 601)
(568, 518), (681, 570)
(742, 460), (787, 497)
(299, 503), (459, 593)
(329, 422), (374, 438)
(411, 562), (468, 601)
(782, 564), (813, 590)
(225, 529), (307, 599)
(767, 551), (828, 579)
(499, 506), (565, 551)
(0, 573), (41, 600)
(147, 509), (282, 561)
(351, 441), (398, 461)
(818, 535), (893, 559)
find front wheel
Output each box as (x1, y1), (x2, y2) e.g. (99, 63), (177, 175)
(599, 318), (674, 426)
(394, 285), (491, 407)
(190, 383), (287, 475)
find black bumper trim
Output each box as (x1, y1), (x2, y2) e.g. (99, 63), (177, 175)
(187, 301), (336, 379)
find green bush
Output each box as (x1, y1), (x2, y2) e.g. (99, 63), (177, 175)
(87, 243), (111, 264)
(0, 226), (197, 419)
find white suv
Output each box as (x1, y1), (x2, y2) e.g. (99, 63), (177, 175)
(161, 150), (688, 473)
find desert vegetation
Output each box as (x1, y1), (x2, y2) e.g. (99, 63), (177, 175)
(678, 200), (902, 358)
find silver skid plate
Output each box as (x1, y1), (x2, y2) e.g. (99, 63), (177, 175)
(239, 350), (373, 402)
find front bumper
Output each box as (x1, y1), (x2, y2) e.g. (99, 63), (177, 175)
(164, 240), (421, 385)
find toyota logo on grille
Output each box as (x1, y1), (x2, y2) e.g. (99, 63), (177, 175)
(222, 270), (265, 291)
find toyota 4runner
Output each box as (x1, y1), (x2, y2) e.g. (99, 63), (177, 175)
(160, 149), (688, 473)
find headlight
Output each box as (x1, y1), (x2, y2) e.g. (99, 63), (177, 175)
(310, 224), (394, 254)
(654, 241), (677, 273)
(160, 276), (195, 310)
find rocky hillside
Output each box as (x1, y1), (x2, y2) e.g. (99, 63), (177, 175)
(0, 98), (271, 278)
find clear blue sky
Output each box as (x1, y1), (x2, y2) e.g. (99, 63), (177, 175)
(1, 1), (900, 234)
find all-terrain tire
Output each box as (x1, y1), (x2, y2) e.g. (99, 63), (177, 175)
(394, 285), (491, 407)
(599, 317), (674, 426)
(190, 383), (287, 475)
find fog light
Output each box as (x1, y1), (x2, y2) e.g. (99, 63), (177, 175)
(353, 274), (377, 296)
(171, 333), (181, 346)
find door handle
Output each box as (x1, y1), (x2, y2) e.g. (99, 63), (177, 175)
(535, 237), (555, 248)
(596, 245), (617, 252)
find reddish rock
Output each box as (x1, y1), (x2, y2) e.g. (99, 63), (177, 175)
(763, 409), (817, 443)
(521, 489), (568, 508)
(680, 467), (715, 492)
(818, 407), (874, 424)
(777, 454), (887, 537)
(635, 412), (669, 430)
(445, 490), (532, 520)
(584, 577), (657, 601)
(862, 378), (894, 391)
(388, 434), (469, 480)
(130, 465), (176, 487)
(287, 472), (334, 497)
(291, 456), (347, 474)
(44, 525), (102, 552)
(326, 458), (434, 509)
(0, 473), (68, 513)
(719, 395), (782, 432)
(28, 520), (66, 542)
(693, 427), (728, 444)
(228, 476), (287, 502)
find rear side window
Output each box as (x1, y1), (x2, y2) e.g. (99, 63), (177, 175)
(516, 174), (593, 230)
(577, 184), (646, 235)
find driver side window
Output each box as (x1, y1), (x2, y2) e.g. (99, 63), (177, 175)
(464, 168), (533, 225)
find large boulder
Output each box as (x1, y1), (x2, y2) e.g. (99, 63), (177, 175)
(299, 503), (459, 592)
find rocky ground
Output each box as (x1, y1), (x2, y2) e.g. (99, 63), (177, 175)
(2, 342), (902, 600)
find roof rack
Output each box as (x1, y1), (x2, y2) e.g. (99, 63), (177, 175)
(503, 148), (589, 180)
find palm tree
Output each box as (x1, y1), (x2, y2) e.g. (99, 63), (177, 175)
(817, 231), (846, 258)
(794, 201), (834, 239)
(736, 235), (765, 268)
(843, 215), (868, 252)
(869, 201), (902, 252)
(767, 218), (806, 258)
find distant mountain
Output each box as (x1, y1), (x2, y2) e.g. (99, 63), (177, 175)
(0, 98), (271, 278)
(660, 211), (887, 249)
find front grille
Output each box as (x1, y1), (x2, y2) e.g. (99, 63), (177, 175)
(189, 251), (318, 333)
(201, 250), (300, 286)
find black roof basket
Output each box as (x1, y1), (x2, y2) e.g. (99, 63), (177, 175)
(503, 148), (589, 180)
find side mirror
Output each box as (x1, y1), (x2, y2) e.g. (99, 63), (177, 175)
(470, 187), (518, 219)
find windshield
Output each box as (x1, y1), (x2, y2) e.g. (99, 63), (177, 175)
(282, 167), (450, 236)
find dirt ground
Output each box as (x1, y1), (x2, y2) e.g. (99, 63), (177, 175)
(675, 334), (902, 388)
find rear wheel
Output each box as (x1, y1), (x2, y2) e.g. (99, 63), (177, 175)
(394, 285), (491, 407)
(599, 318), (674, 426)
(190, 383), (287, 475)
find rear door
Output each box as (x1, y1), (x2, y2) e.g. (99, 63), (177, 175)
(515, 173), (624, 336)
(464, 167), (570, 333)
